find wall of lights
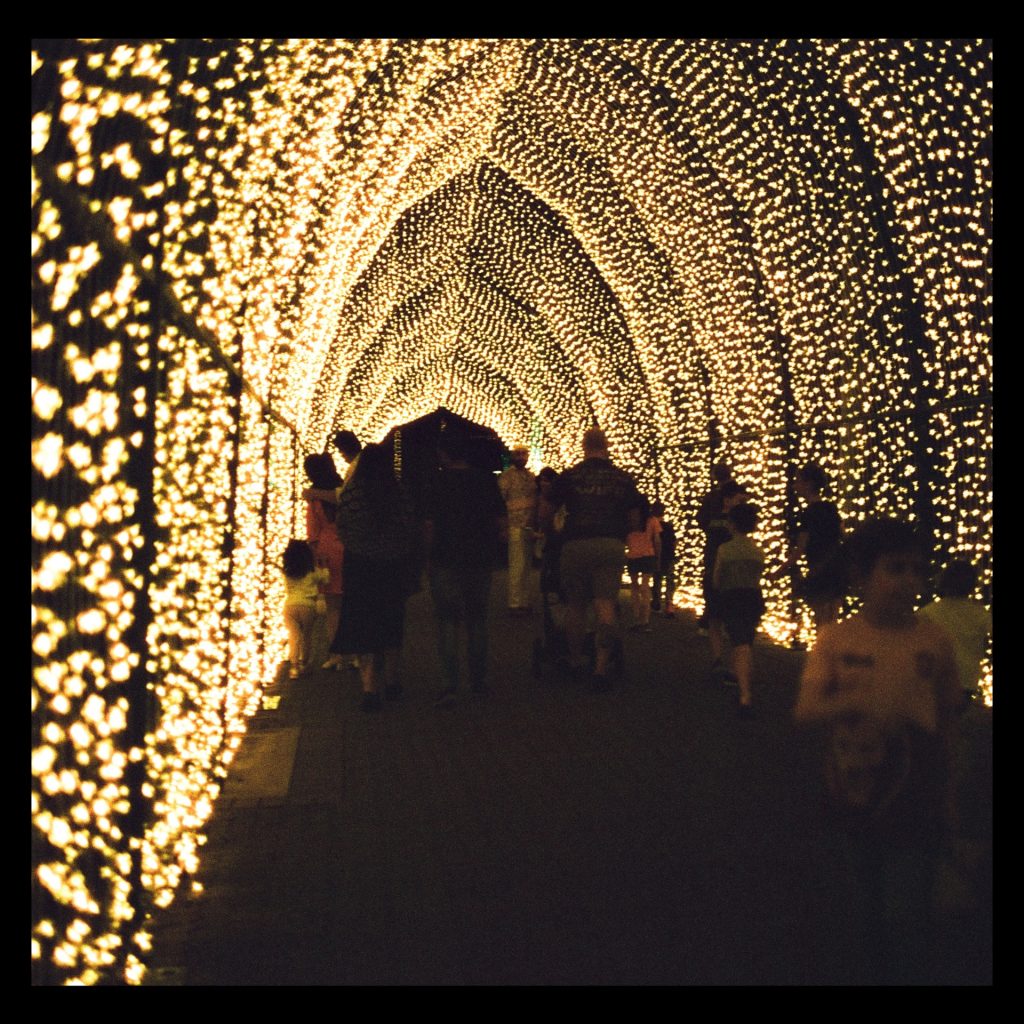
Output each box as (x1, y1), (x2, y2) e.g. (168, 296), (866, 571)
(32, 39), (991, 983)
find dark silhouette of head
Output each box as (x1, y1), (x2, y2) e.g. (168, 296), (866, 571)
(508, 446), (529, 469)
(283, 539), (315, 579)
(304, 452), (342, 490)
(796, 462), (828, 495)
(334, 430), (362, 462)
(728, 501), (759, 535)
(937, 559), (979, 598)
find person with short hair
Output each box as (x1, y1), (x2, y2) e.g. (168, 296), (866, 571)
(713, 501), (765, 717)
(795, 517), (960, 985)
(282, 539), (329, 680)
(334, 429), (363, 490)
(549, 428), (643, 690)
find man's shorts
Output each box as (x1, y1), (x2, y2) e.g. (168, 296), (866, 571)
(560, 537), (626, 603)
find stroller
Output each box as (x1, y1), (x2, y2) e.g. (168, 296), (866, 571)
(531, 532), (625, 682)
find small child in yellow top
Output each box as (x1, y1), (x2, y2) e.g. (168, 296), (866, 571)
(282, 539), (329, 680)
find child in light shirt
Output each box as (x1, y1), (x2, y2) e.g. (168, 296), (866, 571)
(713, 502), (765, 717)
(282, 539), (329, 680)
(795, 518), (959, 985)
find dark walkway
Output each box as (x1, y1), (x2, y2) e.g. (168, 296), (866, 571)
(143, 572), (991, 986)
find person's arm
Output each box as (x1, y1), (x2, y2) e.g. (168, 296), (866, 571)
(303, 486), (339, 504)
(651, 518), (662, 564)
(696, 494), (712, 532)
(712, 546), (723, 591)
(771, 529), (808, 580)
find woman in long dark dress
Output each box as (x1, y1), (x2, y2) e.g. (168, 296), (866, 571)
(329, 443), (417, 711)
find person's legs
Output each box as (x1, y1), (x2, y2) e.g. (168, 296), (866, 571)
(357, 652), (383, 710)
(430, 567), (462, 695)
(662, 561), (676, 615)
(709, 617), (726, 667)
(358, 652), (379, 692)
(287, 604), (318, 675)
(564, 596), (588, 670)
(699, 554), (714, 628)
(284, 605), (304, 675)
(559, 540), (591, 675)
(508, 527), (531, 610)
(463, 568), (493, 691)
(638, 572), (652, 627)
(590, 538), (626, 682)
(382, 649), (402, 699)
(628, 564), (642, 625)
(733, 643), (753, 708)
(592, 596), (618, 678)
(322, 594), (343, 668)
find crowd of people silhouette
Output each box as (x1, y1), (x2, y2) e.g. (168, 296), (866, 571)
(282, 423), (990, 986)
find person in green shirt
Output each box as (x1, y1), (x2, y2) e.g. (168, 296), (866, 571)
(712, 501), (766, 717)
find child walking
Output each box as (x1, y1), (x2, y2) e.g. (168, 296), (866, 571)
(282, 539), (329, 680)
(795, 518), (960, 985)
(625, 497), (662, 632)
(712, 501), (765, 717)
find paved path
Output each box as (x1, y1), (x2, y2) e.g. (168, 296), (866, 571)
(143, 573), (991, 986)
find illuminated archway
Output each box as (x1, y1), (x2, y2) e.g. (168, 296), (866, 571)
(32, 38), (991, 984)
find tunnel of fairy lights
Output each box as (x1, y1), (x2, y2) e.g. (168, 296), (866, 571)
(31, 39), (991, 984)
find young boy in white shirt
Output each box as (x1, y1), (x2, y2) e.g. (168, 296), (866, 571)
(795, 518), (960, 985)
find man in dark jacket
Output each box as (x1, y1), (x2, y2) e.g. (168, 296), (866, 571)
(422, 431), (507, 706)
